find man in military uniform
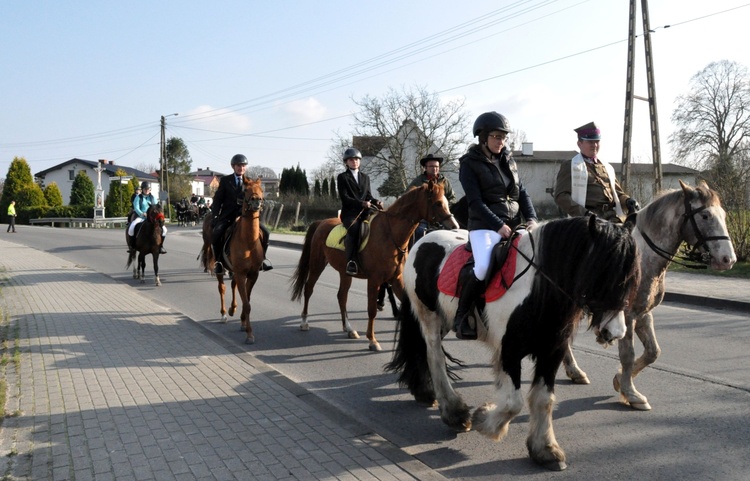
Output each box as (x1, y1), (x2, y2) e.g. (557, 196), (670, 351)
(553, 121), (639, 222)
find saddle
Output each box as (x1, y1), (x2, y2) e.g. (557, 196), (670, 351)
(437, 230), (525, 303)
(325, 210), (380, 252)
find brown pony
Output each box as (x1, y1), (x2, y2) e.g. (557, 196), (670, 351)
(199, 177), (265, 344)
(290, 181), (459, 351)
(126, 204), (164, 286)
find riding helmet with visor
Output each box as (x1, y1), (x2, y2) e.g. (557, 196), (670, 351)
(343, 148), (362, 163)
(230, 154), (248, 166)
(140, 181), (151, 191)
(473, 112), (511, 142)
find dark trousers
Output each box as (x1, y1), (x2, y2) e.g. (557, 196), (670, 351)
(7, 216), (15, 232)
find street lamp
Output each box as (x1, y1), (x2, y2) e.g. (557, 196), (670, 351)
(160, 113), (179, 213)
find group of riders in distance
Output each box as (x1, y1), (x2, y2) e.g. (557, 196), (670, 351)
(124, 111), (736, 471)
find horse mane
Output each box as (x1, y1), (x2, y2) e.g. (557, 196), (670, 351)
(532, 217), (641, 331)
(386, 182), (445, 218)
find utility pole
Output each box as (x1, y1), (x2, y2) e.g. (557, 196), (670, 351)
(159, 113), (178, 212)
(621, 0), (663, 196)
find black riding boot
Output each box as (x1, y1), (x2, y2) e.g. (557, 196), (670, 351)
(159, 236), (167, 254)
(344, 231), (360, 276)
(128, 234), (136, 253)
(453, 272), (482, 340)
(260, 225), (273, 271)
(212, 240), (224, 275)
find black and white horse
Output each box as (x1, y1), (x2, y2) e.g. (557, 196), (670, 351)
(385, 216), (641, 470)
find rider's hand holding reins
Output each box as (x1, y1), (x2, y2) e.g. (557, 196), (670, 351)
(498, 224), (512, 239)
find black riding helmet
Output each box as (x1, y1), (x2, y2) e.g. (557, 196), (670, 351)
(343, 148), (362, 163)
(473, 112), (511, 142)
(140, 181), (151, 190)
(231, 154), (248, 166)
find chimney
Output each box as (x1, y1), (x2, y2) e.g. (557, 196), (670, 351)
(109, 160), (114, 165)
(521, 142), (534, 156)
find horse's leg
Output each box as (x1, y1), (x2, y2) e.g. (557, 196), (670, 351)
(240, 271), (259, 344)
(229, 277), (238, 319)
(299, 254), (328, 332)
(473, 359), (524, 443)
(138, 253), (146, 284)
(614, 311), (656, 410)
(217, 276), (228, 323)
(525, 376), (567, 471)
(336, 273), (359, 339)
(416, 304), (471, 430)
(153, 254), (161, 286)
(562, 339), (590, 384)
(365, 281), (381, 351)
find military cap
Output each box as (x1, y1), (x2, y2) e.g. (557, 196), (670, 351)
(574, 121), (601, 140)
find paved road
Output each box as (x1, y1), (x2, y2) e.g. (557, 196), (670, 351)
(0, 226), (748, 480)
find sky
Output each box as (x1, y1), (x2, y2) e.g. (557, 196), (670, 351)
(2, 0), (749, 179)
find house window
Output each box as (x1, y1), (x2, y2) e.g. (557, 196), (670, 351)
(69, 170), (75, 180)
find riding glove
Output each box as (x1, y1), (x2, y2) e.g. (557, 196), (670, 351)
(626, 198), (640, 213)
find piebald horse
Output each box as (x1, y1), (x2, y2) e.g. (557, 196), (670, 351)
(386, 216), (641, 470)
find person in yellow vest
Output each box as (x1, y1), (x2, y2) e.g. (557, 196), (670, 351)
(6, 200), (16, 233)
(553, 122), (639, 222)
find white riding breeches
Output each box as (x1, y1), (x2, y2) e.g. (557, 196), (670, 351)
(128, 217), (167, 237)
(469, 229), (502, 281)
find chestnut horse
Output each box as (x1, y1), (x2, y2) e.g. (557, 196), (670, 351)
(290, 181), (459, 351)
(199, 177), (265, 344)
(562, 180), (736, 410)
(126, 204), (164, 286)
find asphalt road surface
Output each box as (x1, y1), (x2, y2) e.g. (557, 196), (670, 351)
(7, 225), (750, 480)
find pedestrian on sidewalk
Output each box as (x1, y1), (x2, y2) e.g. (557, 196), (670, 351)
(6, 200), (16, 233)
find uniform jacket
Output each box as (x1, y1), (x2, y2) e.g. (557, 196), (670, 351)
(553, 157), (631, 221)
(211, 174), (244, 223)
(133, 193), (157, 218)
(7, 204), (16, 217)
(406, 173), (456, 205)
(459, 144), (536, 231)
(337, 169), (377, 226)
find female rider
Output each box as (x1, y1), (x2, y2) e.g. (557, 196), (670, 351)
(454, 112), (538, 339)
(127, 181), (167, 254)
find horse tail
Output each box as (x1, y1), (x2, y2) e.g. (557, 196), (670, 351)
(290, 220), (322, 301)
(384, 295), (435, 404)
(126, 250), (135, 269)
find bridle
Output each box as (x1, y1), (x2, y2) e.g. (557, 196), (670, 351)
(242, 192), (264, 216)
(639, 193), (730, 269)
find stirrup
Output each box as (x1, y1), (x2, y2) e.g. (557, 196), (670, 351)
(160, 247), (167, 254)
(261, 259), (273, 271)
(346, 260), (358, 276)
(213, 262), (224, 275)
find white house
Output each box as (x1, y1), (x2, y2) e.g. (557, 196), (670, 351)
(35, 158), (158, 206)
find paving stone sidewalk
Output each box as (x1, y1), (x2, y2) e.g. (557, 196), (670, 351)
(0, 241), (443, 481)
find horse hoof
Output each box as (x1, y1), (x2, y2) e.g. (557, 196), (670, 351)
(539, 460), (567, 472)
(613, 374), (621, 392)
(155, 279), (161, 287)
(368, 342), (382, 352)
(299, 323), (309, 331)
(221, 315), (228, 324)
(245, 336), (255, 345)
(569, 374), (590, 385)
(348, 330), (360, 340)
(628, 400), (652, 411)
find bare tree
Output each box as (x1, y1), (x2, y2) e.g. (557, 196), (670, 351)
(134, 162), (159, 174)
(246, 166), (277, 179)
(350, 85), (469, 197)
(669, 60), (750, 208)
(312, 132), (348, 184)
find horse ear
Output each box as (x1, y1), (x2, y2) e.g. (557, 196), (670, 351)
(680, 179), (698, 199)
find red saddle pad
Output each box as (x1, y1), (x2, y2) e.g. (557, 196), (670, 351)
(437, 236), (521, 302)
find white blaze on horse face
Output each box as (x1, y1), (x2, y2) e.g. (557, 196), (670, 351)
(594, 310), (626, 345)
(705, 205), (737, 270)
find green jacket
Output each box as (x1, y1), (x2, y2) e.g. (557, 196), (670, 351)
(7, 204), (15, 216)
(406, 173), (456, 205)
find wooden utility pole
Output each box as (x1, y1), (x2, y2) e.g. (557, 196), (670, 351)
(621, 0), (663, 195)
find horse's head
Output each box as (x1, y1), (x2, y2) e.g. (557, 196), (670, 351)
(678, 180), (736, 270)
(241, 176), (265, 216)
(147, 203), (165, 227)
(417, 181), (459, 229)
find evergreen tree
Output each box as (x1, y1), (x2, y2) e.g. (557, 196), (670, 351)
(321, 178), (329, 197)
(104, 169), (132, 216)
(43, 182), (64, 207)
(314, 179), (322, 197)
(70, 170), (95, 206)
(163, 137), (193, 203)
(1, 156), (46, 215)
(330, 176), (337, 199)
